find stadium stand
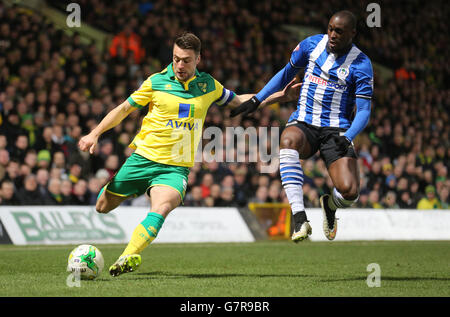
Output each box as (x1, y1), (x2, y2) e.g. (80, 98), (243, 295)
(0, 0), (448, 210)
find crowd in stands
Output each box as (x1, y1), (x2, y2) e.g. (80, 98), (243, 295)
(0, 1), (448, 210)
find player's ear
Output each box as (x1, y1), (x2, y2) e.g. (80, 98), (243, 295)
(196, 53), (201, 66)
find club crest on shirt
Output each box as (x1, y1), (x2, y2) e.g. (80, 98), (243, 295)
(337, 67), (350, 82)
(197, 82), (207, 93)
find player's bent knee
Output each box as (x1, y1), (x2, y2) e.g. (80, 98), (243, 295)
(95, 202), (110, 214)
(338, 183), (359, 201)
(95, 196), (114, 214)
(280, 135), (301, 150)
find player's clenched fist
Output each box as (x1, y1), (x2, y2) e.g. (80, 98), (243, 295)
(78, 134), (98, 154)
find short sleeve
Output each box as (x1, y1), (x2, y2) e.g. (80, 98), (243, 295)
(354, 57), (374, 99)
(127, 77), (153, 108)
(290, 38), (310, 69)
(214, 79), (236, 106)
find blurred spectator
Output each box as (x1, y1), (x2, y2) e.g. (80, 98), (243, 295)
(383, 191), (399, 209)
(11, 134), (28, 161)
(417, 185), (442, 210)
(5, 159), (21, 189)
(438, 186), (449, 209)
(23, 150), (38, 173)
(233, 167), (251, 206)
(52, 151), (66, 171)
(200, 173), (214, 198)
(109, 25), (145, 64)
(209, 184), (221, 206)
(215, 187), (237, 207)
(398, 190), (415, 209)
(0, 180), (20, 205)
(0, 148), (10, 179)
(95, 168), (110, 187)
(44, 178), (64, 205)
(104, 154), (119, 178)
(60, 179), (75, 205)
(36, 150), (51, 170)
(368, 190), (383, 209)
(87, 177), (102, 205)
(355, 189), (370, 208)
(184, 185), (204, 207)
(68, 162), (82, 184)
(17, 174), (45, 205)
(72, 179), (89, 205)
(36, 168), (50, 198)
(304, 187), (319, 208)
(268, 181), (281, 203)
(204, 196), (215, 207)
(0, 1), (447, 210)
(250, 186), (269, 204)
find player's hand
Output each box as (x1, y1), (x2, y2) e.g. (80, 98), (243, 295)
(333, 135), (352, 155)
(230, 96), (261, 117)
(281, 78), (302, 102)
(78, 134), (98, 154)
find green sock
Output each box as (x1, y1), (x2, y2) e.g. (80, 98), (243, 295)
(121, 212), (165, 256)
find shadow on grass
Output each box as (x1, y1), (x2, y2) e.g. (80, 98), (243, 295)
(130, 271), (314, 280)
(320, 276), (450, 282)
(97, 272), (450, 283)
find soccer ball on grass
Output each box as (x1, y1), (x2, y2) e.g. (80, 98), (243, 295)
(67, 244), (104, 280)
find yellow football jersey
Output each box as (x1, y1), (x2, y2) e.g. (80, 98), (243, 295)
(127, 63), (235, 167)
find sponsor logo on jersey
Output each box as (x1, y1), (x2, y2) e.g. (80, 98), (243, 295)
(166, 120), (199, 130)
(305, 73), (347, 91)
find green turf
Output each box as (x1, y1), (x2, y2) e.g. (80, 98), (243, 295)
(0, 241), (449, 297)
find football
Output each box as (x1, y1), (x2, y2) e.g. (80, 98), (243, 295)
(67, 244), (104, 280)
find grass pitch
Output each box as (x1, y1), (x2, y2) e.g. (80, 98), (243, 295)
(0, 241), (449, 297)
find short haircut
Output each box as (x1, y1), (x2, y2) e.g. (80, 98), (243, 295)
(332, 10), (357, 30)
(174, 32), (201, 55)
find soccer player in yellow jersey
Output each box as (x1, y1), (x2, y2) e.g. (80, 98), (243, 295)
(78, 32), (300, 276)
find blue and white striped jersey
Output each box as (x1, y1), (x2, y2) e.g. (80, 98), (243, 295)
(289, 34), (373, 129)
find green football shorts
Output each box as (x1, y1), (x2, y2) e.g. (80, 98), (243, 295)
(105, 153), (190, 200)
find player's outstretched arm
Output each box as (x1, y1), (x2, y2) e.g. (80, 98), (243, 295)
(78, 100), (137, 154)
(230, 61), (299, 117)
(261, 78), (302, 107)
(228, 78), (301, 117)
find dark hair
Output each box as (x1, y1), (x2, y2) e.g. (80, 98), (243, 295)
(332, 10), (357, 30)
(174, 32), (201, 55)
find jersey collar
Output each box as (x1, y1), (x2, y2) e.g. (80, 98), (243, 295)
(167, 63), (200, 90)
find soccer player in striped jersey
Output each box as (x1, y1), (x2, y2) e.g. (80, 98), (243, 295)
(231, 11), (374, 242)
(78, 32), (299, 276)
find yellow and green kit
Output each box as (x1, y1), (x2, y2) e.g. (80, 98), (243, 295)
(105, 64), (236, 268)
(105, 63), (235, 200)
